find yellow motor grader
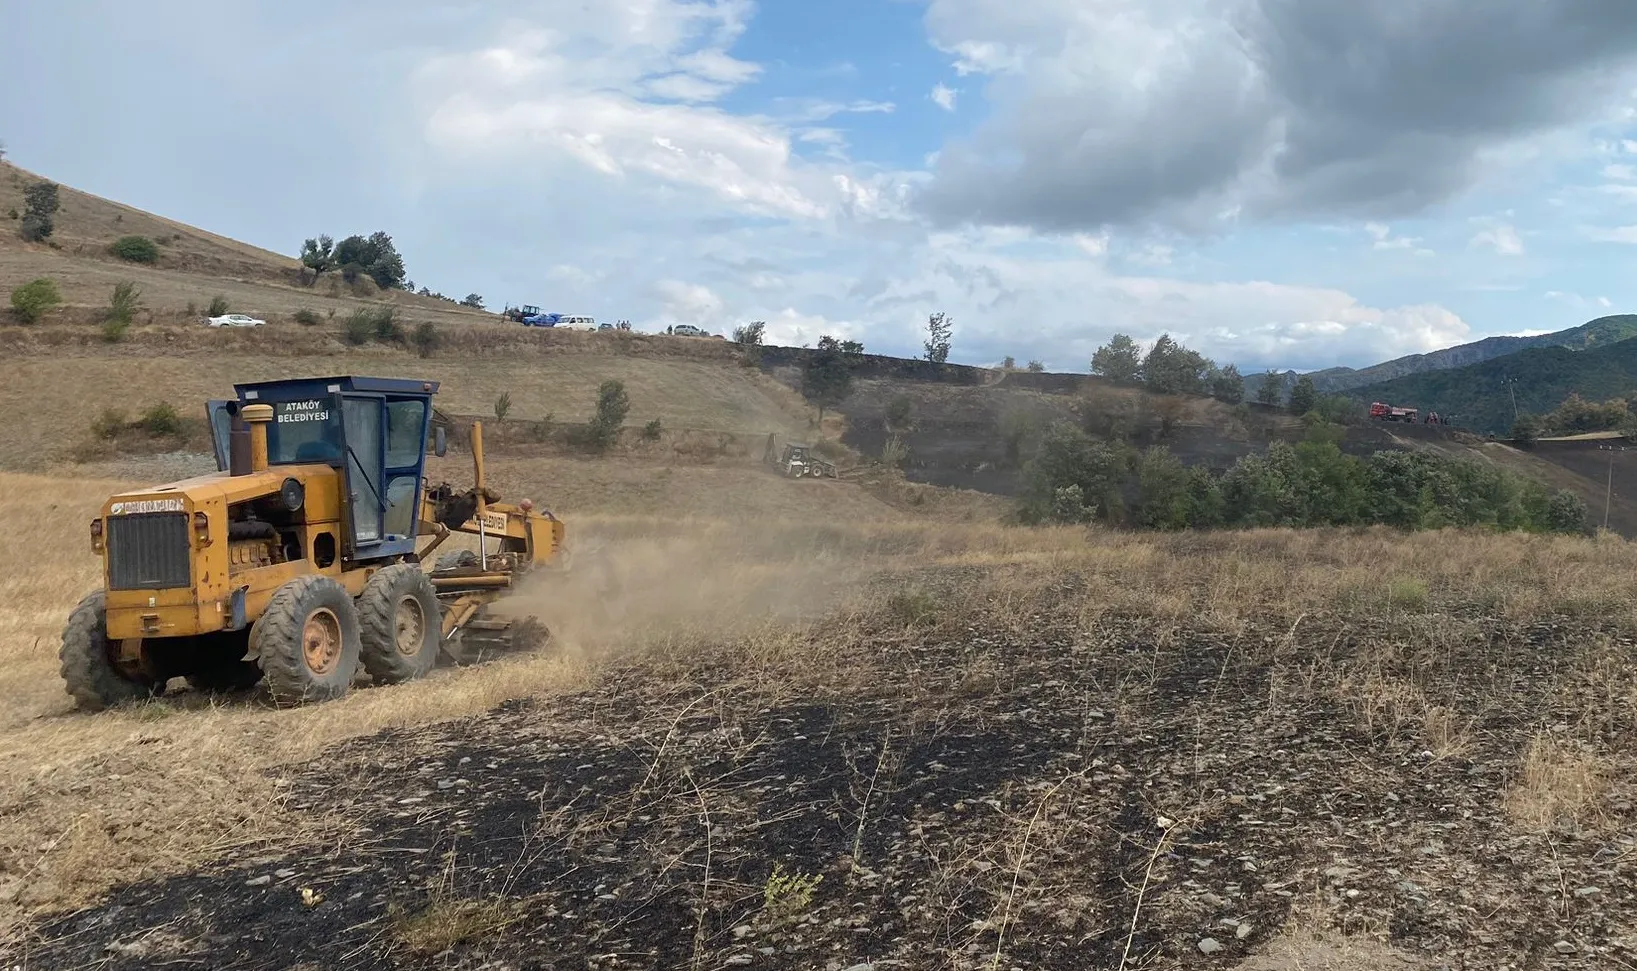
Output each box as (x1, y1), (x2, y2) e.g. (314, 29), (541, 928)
(61, 376), (570, 710)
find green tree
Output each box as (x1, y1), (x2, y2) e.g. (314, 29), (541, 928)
(1001, 355), (1016, 370)
(923, 311), (952, 364)
(8, 277), (60, 323)
(107, 280), (142, 325)
(589, 379), (631, 447)
(1142, 334), (1215, 395)
(1288, 375), (1317, 415)
(1511, 413), (1542, 446)
(732, 320), (766, 344)
(885, 395), (915, 434)
(332, 231), (407, 290)
(1026, 360), (1045, 372)
(460, 293), (484, 310)
(1256, 371), (1283, 406)
(1544, 489), (1590, 535)
(20, 180), (59, 242)
(1091, 334), (1143, 382)
(412, 322), (440, 358)
(108, 235), (159, 263)
(1020, 423), (1131, 524)
(1184, 466), (1226, 528)
(1136, 446), (1191, 530)
(801, 342), (855, 422)
(1212, 363), (1244, 404)
(300, 234), (335, 283)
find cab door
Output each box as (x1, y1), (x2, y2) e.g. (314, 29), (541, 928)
(206, 400), (234, 472)
(339, 394), (386, 555)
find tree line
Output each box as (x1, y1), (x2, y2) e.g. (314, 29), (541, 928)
(1021, 419), (1589, 535)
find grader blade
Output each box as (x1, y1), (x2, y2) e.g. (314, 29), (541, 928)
(439, 612), (551, 666)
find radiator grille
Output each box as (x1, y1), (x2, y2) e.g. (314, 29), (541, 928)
(106, 513), (191, 590)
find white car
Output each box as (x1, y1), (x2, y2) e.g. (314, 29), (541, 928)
(672, 324), (707, 337)
(207, 313), (265, 328)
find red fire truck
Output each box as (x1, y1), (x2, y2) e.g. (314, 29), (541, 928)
(1369, 401), (1419, 422)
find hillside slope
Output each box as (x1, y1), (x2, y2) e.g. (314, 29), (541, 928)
(0, 161), (498, 325)
(1284, 314), (1637, 393)
(1347, 336), (1637, 434)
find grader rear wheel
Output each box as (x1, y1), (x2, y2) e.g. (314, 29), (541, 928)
(255, 575), (361, 707)
(358, 564), (441, 684)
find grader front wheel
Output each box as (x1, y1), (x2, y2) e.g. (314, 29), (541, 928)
(59, 590), (163, 711)
(256, 575), (362, 707)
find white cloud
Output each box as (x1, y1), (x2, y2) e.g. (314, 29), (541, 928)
(1546, 290), (1616, 310)
(1364, 222), (1433, 255)
(415, 3), (891, 222)
(1470, 222), (1525, 255)
(653, 280), (725, 326)
(391, 1), (1492, 372)
(930, 83), (957, 112)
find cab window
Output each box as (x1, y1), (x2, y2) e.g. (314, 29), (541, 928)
(267, 398), (340, 464)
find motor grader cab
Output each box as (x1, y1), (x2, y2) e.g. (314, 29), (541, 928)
(62, 375), (567, 711)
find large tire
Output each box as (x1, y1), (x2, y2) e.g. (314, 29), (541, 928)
(358, 564), (441, 684)
(256, 575), (361, 707)
(435, 549), (479, 571)
(59, 591), (162, 711)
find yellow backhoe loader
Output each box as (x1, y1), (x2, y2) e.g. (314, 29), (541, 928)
(61, 375), (568, 710)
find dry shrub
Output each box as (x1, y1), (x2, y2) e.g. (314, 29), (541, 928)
(1505, 734), (1612, 834)
(392, 895), (525, 955)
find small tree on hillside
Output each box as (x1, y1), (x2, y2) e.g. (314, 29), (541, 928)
(1091, 334), (1143, 382)
(802, 342), (854, 424)
(1212, 364), (1244, 404)
(1288, 375), (1317, 416)
(589, 379), (631, 448)
(332, 231), (407, 290)
(924, 311), (952, 364)
(9, 277), (60, 323)
(732, 320), (766, 345)
(412, 322), (440, 358)
(461, 294), (485, 309)
(20, 180), (59, 242)
(300, 235), (335, 283)
(886, 395), (915, 434)
(1256, 371), (1283, 406)
(1026, 360), (1045, 372)
(1511, 413), (1542, 446)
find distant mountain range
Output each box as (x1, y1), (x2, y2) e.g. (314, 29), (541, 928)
(1344, 333), (1637, 435)
(1273, 315), (1637, 395)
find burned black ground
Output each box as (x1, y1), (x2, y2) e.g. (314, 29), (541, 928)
(13, 588), (1637, 971)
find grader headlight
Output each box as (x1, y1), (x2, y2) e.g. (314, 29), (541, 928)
(89, 518), (104, 554)
(192, 511), (212, 547)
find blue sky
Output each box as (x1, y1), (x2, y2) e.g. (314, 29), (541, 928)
(4, 1), (1637, 372)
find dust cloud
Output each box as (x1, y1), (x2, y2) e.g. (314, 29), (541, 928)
(474, 519), (875, 662)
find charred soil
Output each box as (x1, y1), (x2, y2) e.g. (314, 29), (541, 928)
(14, 577), (1637, 971)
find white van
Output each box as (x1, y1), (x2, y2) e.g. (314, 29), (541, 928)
(558, 315), (597, 331)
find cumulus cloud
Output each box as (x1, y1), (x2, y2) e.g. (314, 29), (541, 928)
(1469, 221), (1525, 255)
(930, 83), (957, 112)
(916, 0), (1637, 233)
(413, 1), (911, 222)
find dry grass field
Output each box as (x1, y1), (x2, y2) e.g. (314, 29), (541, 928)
(4, 458), (1636, 968)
